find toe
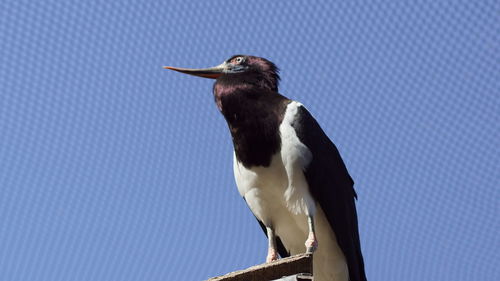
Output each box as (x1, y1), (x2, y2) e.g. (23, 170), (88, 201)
(266, 248), (279, 262)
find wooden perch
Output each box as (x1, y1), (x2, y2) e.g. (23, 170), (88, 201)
(206, 253), (313, 281)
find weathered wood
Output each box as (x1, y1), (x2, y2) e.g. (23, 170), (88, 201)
(274, 273), (313, 281)
(206, 253), (313, 281)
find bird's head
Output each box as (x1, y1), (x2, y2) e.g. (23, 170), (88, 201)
(164, 55), (280, 91)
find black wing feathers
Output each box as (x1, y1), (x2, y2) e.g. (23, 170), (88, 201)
(291, 105), (367, 281)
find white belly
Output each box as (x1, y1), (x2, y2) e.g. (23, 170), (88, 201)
(232, 101), (348, 281)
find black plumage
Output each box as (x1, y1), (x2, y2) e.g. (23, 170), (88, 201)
(292, 106), (366, 281)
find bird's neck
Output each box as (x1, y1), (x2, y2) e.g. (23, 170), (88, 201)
(213, 82), (253, 112)
(213, 82), (290, 167)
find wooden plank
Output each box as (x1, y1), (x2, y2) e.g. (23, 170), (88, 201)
(206, 253), (313, 281)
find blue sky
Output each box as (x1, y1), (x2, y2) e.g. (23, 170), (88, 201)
(1, 1), (498, 280)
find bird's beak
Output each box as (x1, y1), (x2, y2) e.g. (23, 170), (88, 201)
(163, 63), (227, 79)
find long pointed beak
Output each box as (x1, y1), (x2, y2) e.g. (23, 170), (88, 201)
(163, 63), (226, 79)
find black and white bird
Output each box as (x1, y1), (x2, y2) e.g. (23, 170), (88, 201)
(164, 55), (367, 281)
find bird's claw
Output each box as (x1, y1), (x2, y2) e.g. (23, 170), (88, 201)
(266, 247), (279, 263)
(305, 232), (318, 253)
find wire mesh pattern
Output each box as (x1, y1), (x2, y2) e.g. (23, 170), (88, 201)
(0, 1), (498, 280)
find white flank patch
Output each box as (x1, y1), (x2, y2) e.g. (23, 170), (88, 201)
(278, 101), (315, 215)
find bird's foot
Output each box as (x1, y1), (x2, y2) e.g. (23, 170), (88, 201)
(305, 232), (318, 253)
(266, 247), (279, 263)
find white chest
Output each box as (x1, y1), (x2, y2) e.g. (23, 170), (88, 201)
(233, 101), (315, 220)
(233, 101), (316, 251)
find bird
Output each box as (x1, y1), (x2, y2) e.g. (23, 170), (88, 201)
(164, 55), (367, 281)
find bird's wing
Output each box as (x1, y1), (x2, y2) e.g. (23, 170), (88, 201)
(291, 105), (367, 281)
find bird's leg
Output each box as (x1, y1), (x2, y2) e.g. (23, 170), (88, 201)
(305, 215), (318, 253)
(266, 227), (279, 262)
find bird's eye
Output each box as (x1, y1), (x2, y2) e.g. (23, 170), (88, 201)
(233, 57), (243, 64)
